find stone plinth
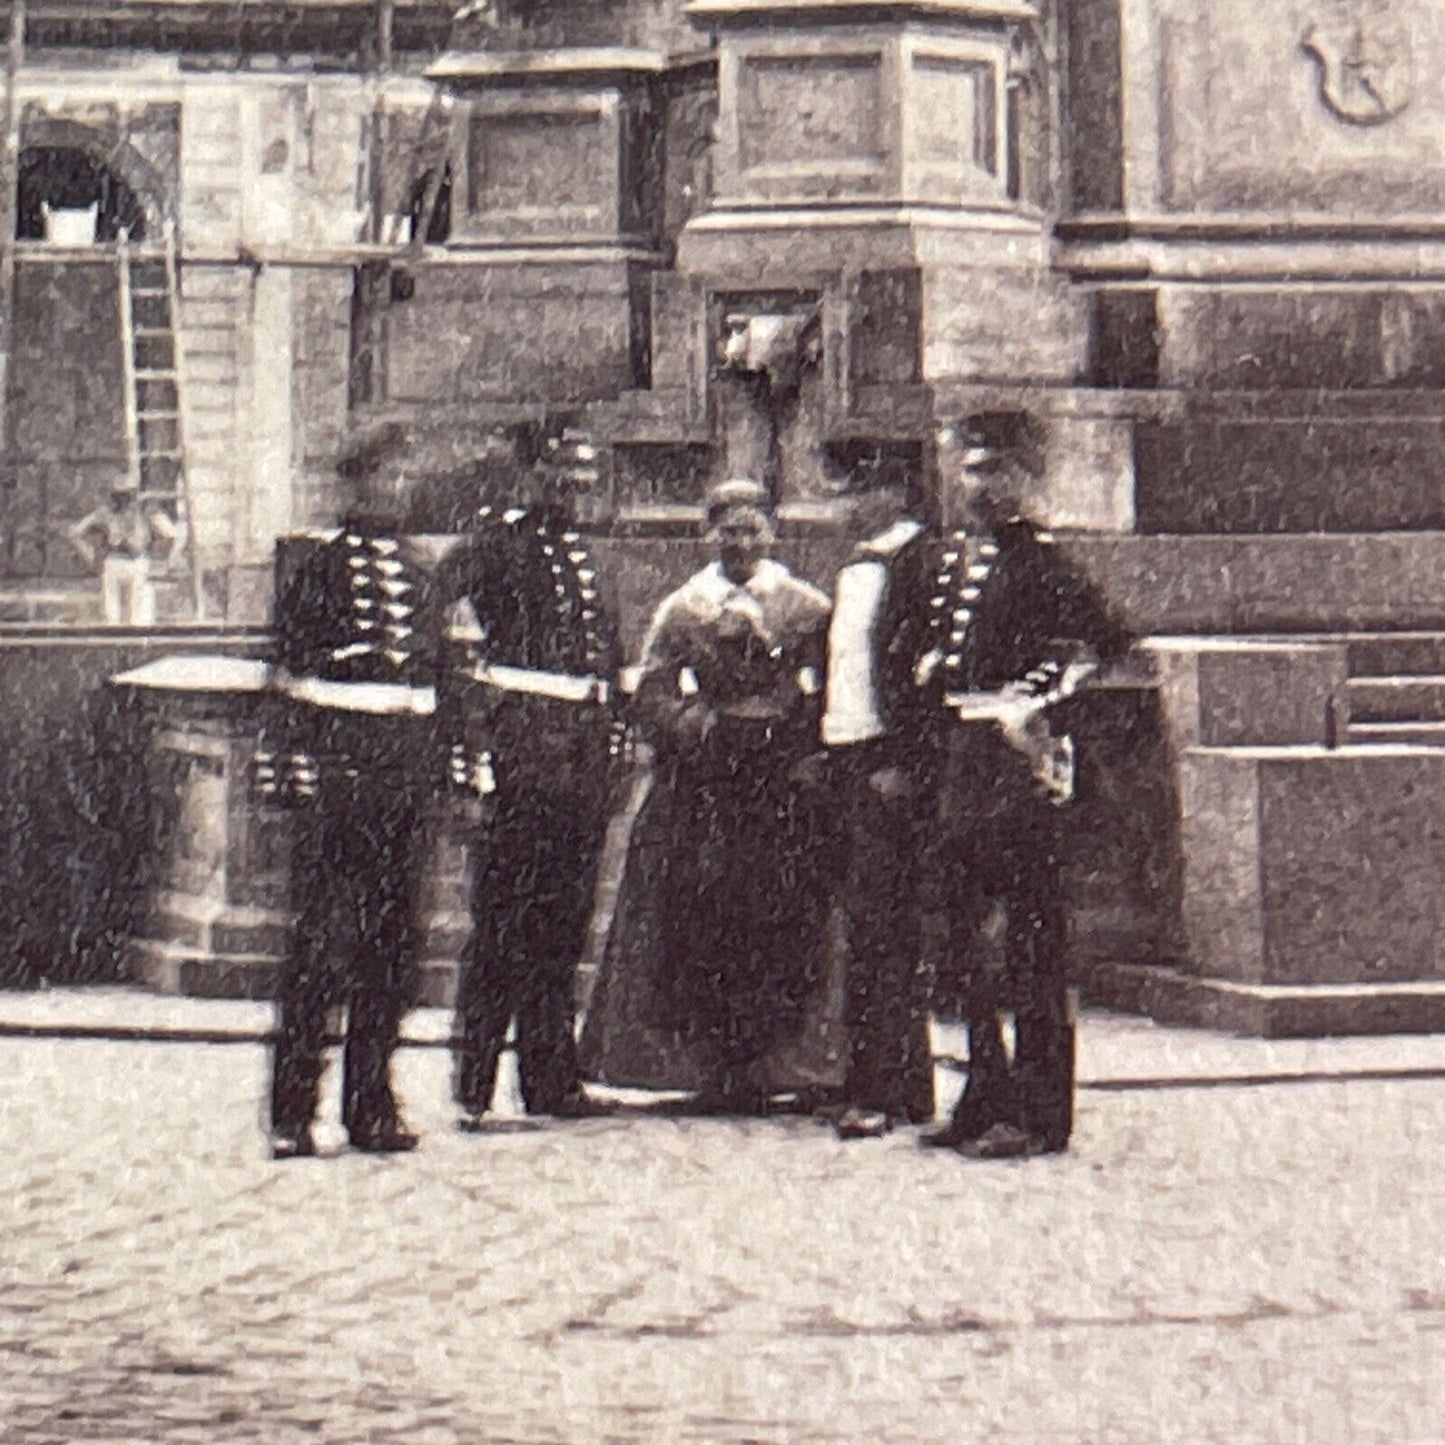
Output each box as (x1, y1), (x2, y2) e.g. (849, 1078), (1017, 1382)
(1072, 637), (1445, 1036)
(408, 47), (671, 412)
(662, 0), (1089, 486)
(1080, 745), (1445, 1037)
(113, 655), (469, 1007)
(1148, 638), (1349, 749)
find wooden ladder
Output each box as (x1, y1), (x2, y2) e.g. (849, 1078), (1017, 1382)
(118, 220), (204, 620)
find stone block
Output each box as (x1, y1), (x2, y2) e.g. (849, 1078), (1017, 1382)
(1038, 413), (1134, 532)
(1136, 415), (1445, 535)
(901, 45), (1007, 205)
(1062, 534), (1445, 635)
(1083, 743), (1445, 1033)
(386, 261), (637, 405)
(1138, 0), (1445, 217)
(1256, 749), (1445, 986)
(1349, 678), (1445, 724)
(1349, 633), (1445, 677)
(177, 957), (280, 1002)
(721, 43), (895, 206)
(1060, 534), (1239, 635)
(1177, 748), (1264, 985)
(1227, 534), (1445, 632)
(1147, 743), (1445, 994)
(1150, 639), (1348, 749)
(923, 259), (1085, 385)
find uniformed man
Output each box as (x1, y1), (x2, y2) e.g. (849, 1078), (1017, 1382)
(920, 414), (1134, 1158)
(434, 428), (625, 1128)
(819, 466), (943, 1138)
(258, 441), (439, 1159)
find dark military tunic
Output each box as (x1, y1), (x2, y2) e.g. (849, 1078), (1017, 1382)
(432, 504), (623, 1117)
(260, 521), (440, 1145)
(928, 509), (1133, 1151)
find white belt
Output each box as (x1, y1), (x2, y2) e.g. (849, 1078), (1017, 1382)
(469, 662), (611, 706)
(944, 690), (1047, 725)
(283, 676), (437, 716)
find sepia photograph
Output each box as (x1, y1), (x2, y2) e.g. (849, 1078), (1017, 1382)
(0, 0), (1441, 1439)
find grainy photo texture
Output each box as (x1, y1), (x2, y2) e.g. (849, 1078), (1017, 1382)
(0, 0), (1442, 1440)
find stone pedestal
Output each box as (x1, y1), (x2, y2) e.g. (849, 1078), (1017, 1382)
(1081, 746), (1445, 1037)
(678, 0), (1082, 386)
(114, 655), (469, 1007)
(1057, 0), (1445, 536)
(1073, 636), (1445, 1036)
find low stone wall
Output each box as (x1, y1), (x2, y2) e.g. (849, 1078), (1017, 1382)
(0, 626), (266, 986)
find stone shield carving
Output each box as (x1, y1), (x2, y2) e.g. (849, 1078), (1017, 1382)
(1301, 1), (1416, 125)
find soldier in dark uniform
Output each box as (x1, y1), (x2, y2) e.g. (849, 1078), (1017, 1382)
(921, 414), (1134, 1158)
(258, 443), (440, 1160)
(433, 430), (625, 1127)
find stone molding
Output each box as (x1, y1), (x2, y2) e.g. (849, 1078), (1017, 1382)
(687, 0), (1039, 25)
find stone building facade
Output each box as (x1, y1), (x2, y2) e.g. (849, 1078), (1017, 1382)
(10, 0), (1445, 1033)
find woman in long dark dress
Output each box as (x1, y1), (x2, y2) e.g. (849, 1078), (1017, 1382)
(578, 480), (839, 1109)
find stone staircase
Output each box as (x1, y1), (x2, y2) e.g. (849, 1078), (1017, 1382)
(1346, 633), (1445, 747)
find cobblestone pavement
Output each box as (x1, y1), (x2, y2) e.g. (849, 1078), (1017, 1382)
(1, 1022), (1443, 1443)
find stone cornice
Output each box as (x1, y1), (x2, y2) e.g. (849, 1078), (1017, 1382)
(1059, 214), (1445, 244)
(8, 0), (455, 57)
(685, 0), (1038, 26)
(427, 46), (670, 87)
(1057, 217), (1445, 285)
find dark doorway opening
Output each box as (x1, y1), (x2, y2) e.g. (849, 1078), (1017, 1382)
(407, 163), (452, 244)
(17, 147), (147, 242)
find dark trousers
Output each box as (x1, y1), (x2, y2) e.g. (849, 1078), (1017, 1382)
(453, 794), (605, 1115)
(834, 748), (936, 1124)
(946, 809), (1074, 1151)
(271, 778), (427, 1138)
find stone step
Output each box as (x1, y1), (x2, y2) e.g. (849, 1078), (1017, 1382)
(1348, 676), (1445, 722)
(1346, 720), (1445, 746)
(1063, 533), (1445, 634)
(0, 578), (203, 627)
(1347, 632), (1445, 678)
(0, 588), (98, 624)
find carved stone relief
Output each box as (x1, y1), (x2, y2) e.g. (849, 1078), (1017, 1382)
(1301, 0), (1415, 127)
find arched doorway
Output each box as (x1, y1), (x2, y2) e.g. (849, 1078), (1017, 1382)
(16, 146), (148, 242)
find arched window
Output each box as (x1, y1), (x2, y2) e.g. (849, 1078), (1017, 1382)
(16, 147), (147, 242)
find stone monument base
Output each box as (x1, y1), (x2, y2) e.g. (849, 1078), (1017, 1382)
(1080, 744), (1445, 1037)
(1076, 963), (1445, 1040)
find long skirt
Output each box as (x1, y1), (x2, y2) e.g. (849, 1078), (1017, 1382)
(578, 738), (844, 1096)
